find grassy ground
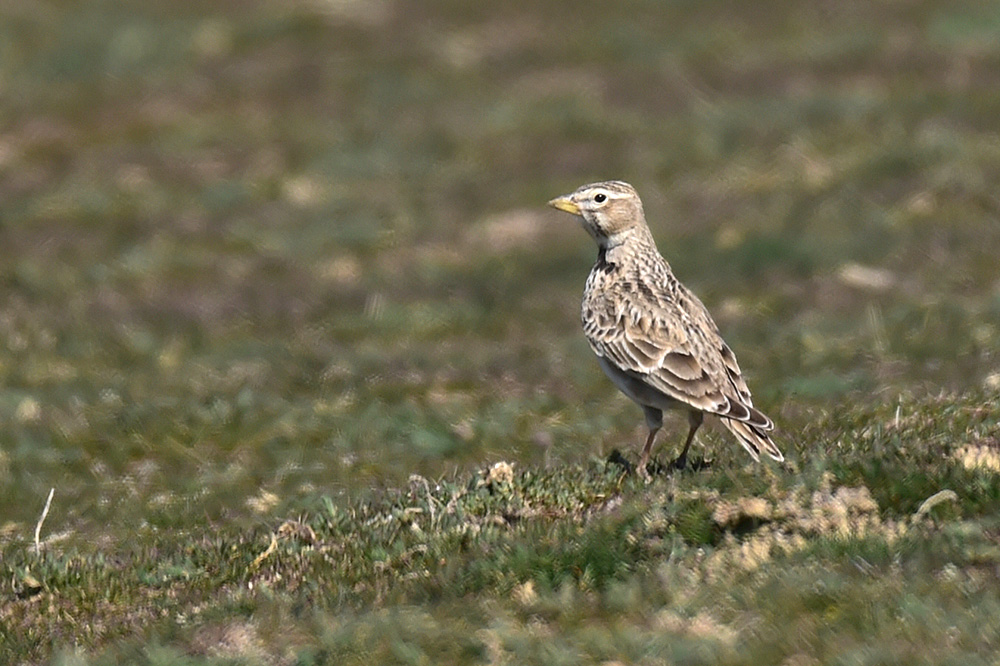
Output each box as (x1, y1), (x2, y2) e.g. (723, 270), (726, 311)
(2, 0), (1000, 663)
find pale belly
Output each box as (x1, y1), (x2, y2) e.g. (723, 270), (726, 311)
(596, 355), (687, 415)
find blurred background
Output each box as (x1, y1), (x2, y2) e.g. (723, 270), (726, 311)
(1, 0), (999, 545)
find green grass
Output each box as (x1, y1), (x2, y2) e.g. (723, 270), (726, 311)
(2, 0), (1000, 663)
(6, 393), (1000, 663)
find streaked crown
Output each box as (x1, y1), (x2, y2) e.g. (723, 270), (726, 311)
(548, 180), (647, 244)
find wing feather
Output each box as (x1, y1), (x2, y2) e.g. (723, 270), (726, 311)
(585, 276), (771, 429)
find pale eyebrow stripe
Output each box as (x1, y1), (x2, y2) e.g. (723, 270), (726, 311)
(584, 188), (629, 199)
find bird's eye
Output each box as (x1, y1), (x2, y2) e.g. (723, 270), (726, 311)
(594, 193), (607, 203)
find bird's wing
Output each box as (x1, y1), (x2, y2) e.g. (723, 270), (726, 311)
(718, 340), (773, 429)
(584, 283), (772, 429)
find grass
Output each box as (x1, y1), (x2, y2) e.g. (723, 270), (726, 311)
(6, 392), (1000, 663)
(2, 0), (1000, 663)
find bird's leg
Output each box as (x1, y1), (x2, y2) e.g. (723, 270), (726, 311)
(637, 407), (664, 480)
(638, 426), (660, 480)
(673, 411), (704, 470)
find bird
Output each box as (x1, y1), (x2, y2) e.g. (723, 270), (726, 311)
(548, 180), (784, 477)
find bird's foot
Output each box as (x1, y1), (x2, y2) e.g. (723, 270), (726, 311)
(670, 455), (712, 471)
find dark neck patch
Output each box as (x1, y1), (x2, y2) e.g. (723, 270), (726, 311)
(595, 245), (617, 273)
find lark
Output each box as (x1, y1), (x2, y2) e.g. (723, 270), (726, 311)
(548, 180), (784, 476)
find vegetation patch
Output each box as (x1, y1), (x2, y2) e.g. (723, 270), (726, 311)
(3, 0), (1000, 662)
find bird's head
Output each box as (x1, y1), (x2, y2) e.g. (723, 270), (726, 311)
(548, 180), (646, 247)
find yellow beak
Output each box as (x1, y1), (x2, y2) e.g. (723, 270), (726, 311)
(547, 196), (581, 215)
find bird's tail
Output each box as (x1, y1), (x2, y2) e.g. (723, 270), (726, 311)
(722, 418), (785, 463)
